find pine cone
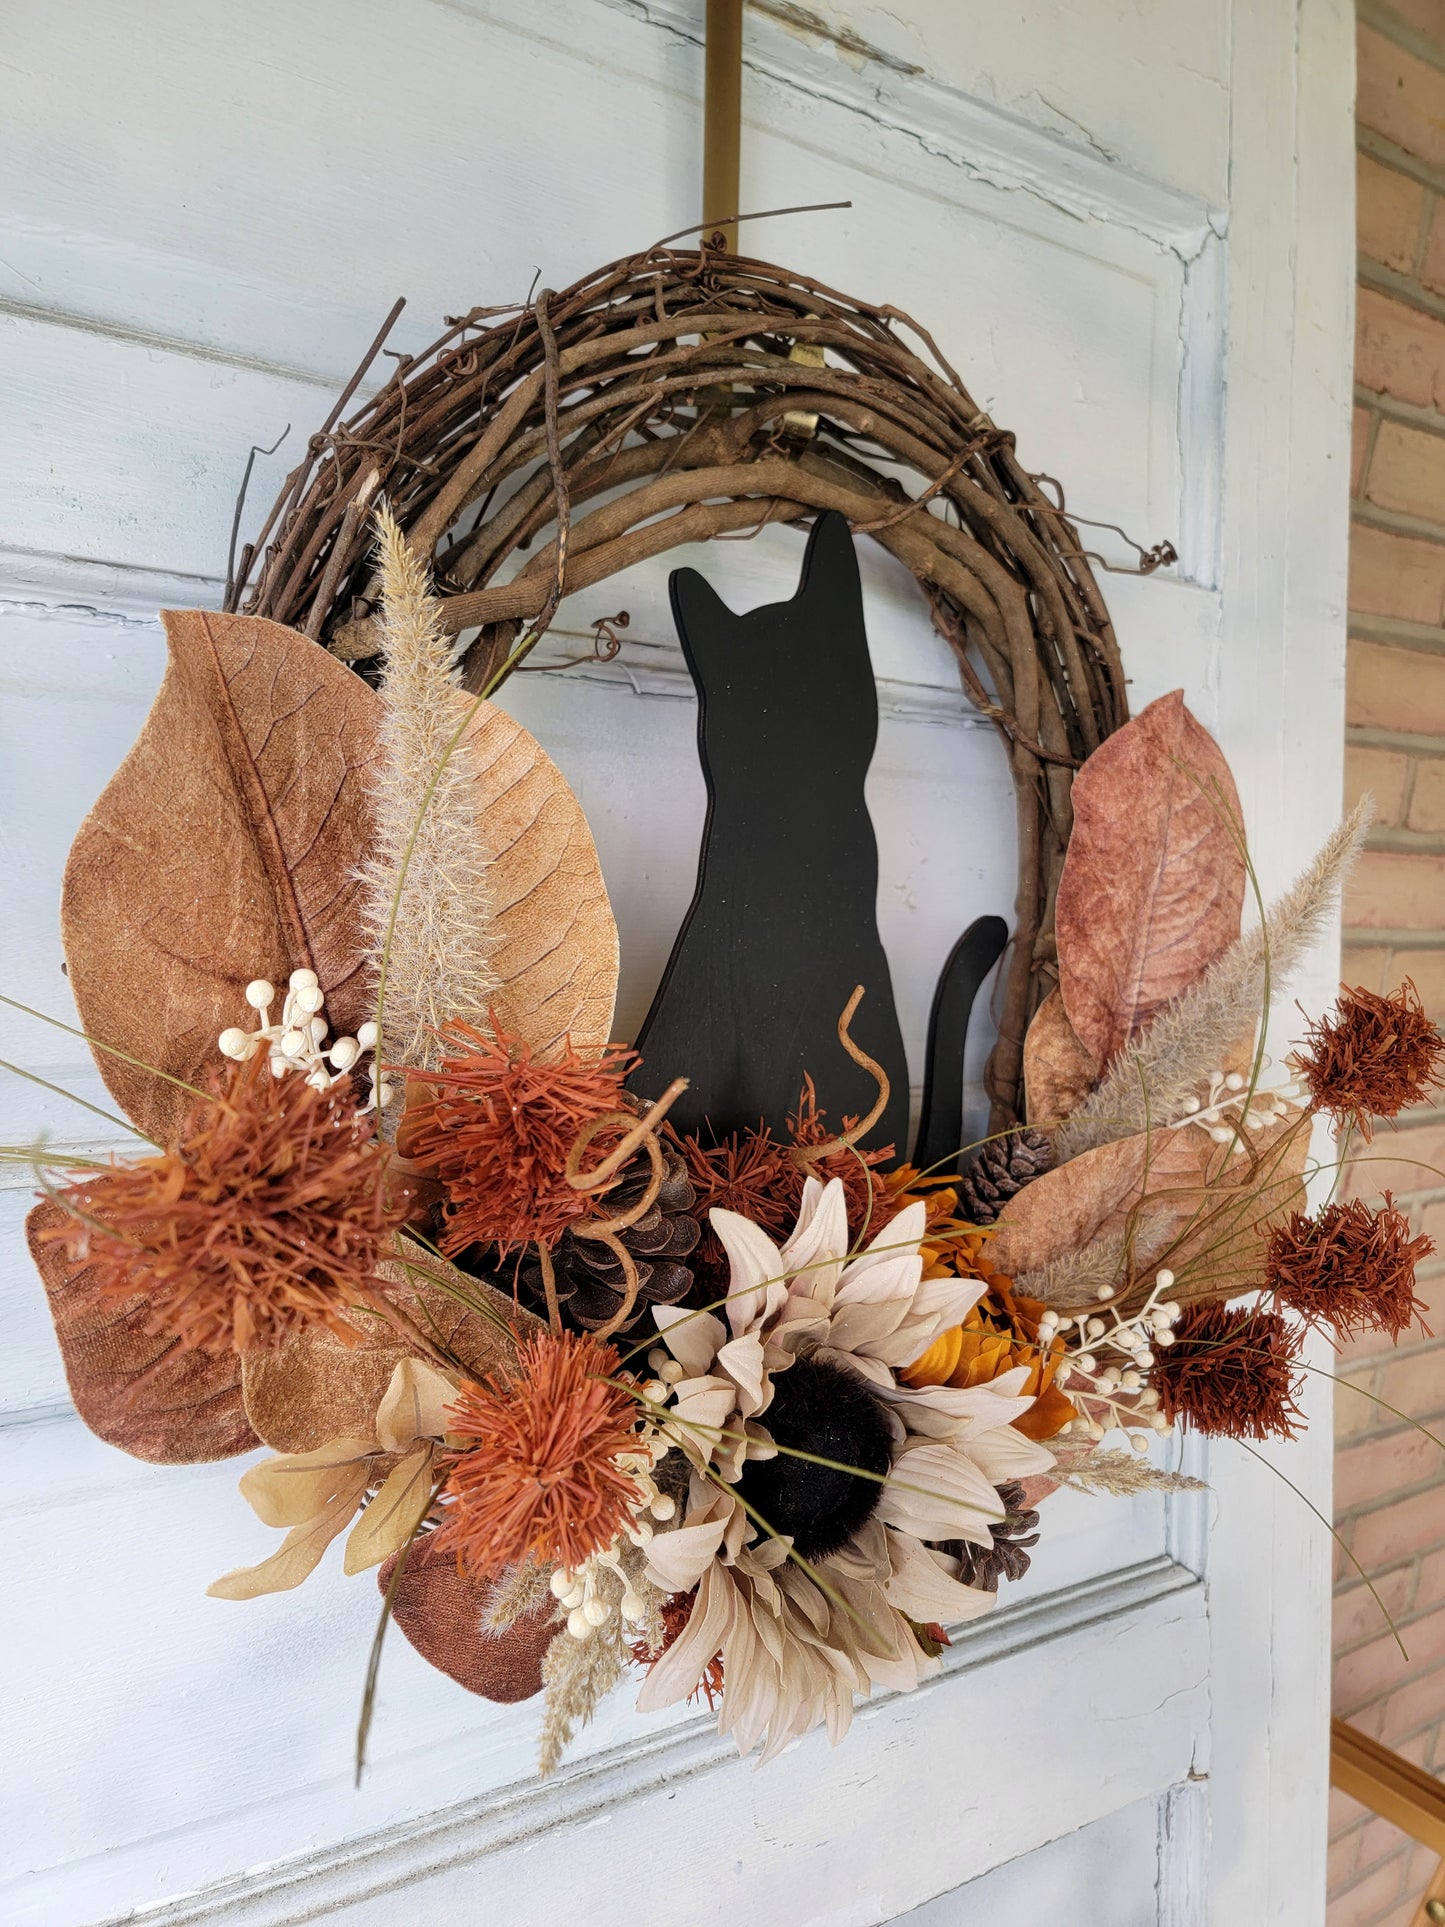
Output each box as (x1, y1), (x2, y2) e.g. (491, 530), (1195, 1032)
(949, 1482), (1040, 1592)
(516, 1142), (701, 1334)
(956, 1127), (1054, 1225)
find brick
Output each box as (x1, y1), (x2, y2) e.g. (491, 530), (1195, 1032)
(1335, 1611), (1445, 1713)
(1349, 744), (1412, 824)
(1337, 1428), (1440, 1513)
(1341, 944), (1394, 994)
(1355, 405), (1376, 499)
(1358, 24), (1445, 168)
(1408, 755), (1445, 829)
(1381, 0), (1445, 41)
(1344, 1119), (1445, 1201)
(1349, 524), (1445, 624)
(1415, 1545), (1445, 1611)
(1338, 1365), (1383, 1440)
(1347, 641), (1445, 732)
(1359, 153), (1426, 273)
(1332, 1784), (1370, 1837)
(1346, 850), (1445, 929)
(1384, 948), (1445, 1020)
(1357, 286), (1445, 412)
(1355, 1812), (1416, 1884)
(1378, 1341), (1445, 1422)
(1335, 1566), (1416, 1649)
(1366, 420), (1445, 524)
(1352, 1484), (1445, 1570)
(1326, 1851), (1405, 1926)
(1381, 1656), (1445, 1741)
(1424, 198), (1445, 297)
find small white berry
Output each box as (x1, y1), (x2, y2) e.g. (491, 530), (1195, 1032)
(566, 1608), (591, 1640)
(1075, 1353), (1098, 1374)
(294, 982), (325, 1016)
(329, 1036), (361, 1072)
(356, 1021), (379, 1050)
(289, 968), (320, 992)
(1096, 1283), (1116, 1301)
(245, 979), (274, 1009)
(218, 1027), (250, 1060)
(650, 1493), (676, 1521)
(1156, 1269), (1175, 1290)
(1225, 1072), (1245, 1092)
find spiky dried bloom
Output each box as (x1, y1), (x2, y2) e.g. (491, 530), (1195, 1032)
(1294, 981), (1445, 1138)
(1268, 1196), (1433, 1341)
(437, 1331), (642, 1575)
(405, 1021), (636, 1255)
(358, 505), (500, 1074)
(1057, 800), (1371, 1160)
(1148, 1301), (1305, 1440)
(42, 1056), (405, 1352)
(631, 1591), (725, 1708)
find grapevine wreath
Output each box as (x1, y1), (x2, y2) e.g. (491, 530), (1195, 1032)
(20, 242), (1444, 1775)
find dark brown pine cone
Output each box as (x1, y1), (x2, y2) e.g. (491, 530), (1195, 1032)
(515, 1141), (701, 1334)
(949, 1482), (1040, 1592)
(956, 1127), (1054, 1225)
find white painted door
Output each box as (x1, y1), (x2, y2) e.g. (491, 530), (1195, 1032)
(0, 2), (1353, 1921)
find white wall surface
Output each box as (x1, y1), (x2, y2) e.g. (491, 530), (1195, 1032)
(0, 1), (1353, 1922)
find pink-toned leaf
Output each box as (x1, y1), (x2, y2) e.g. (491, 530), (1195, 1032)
(1055, 690), (1245, 1068)
(380, 1535), (557, 1701)
(26, 1198), (256, 1462)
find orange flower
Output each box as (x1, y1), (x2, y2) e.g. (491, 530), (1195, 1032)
(43, 1055), (405, 1353)
(901, 1279), (1076, 1443)
(436, 1331), (642, 1575)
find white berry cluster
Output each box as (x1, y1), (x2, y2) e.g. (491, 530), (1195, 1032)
(217, 970), (394, 1108)
(1040, 1268), (1187, 1452)
(550, 1420), (676, 1642)
(1172, 1065), (1308, 1150)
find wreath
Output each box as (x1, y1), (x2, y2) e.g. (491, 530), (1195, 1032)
(20, 242), (1441, 1777)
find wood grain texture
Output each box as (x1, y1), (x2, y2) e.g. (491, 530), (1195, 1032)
(25, 1198), (256, 1462)
(1022, 988), (1099, 1127)
(463, 701), (618, 1058)
(380, 1536), (557, 1703)
(1055, 690), (1244, 1070)
(62, 610), (379, 1145)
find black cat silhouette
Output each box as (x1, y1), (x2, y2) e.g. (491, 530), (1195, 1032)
(630, 511), (911, 1156)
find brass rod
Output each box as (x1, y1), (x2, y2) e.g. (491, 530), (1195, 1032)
(702, 0), (744, 249)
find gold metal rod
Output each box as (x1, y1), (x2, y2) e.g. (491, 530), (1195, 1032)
(702, 0), (744, 249)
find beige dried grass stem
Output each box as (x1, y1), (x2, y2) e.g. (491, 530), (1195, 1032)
(359, 508), (500, 1074)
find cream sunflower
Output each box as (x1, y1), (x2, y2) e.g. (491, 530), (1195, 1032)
(637, 1176), (1055, 1759)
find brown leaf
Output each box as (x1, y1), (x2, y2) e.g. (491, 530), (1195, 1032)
(465, 702), (618, 1056)
(1023, 989), (1099, 1126)
(241, 1237), (544, 1452)
(380, 1534), (557, 1701)
(1055, 690), (1245, 1069)
(989, 1110), (1311, 1307)
(62, 611), (379, 1145)
(26, 1198), (256, 1462)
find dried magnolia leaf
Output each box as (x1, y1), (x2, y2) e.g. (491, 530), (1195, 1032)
(464, 702), (618, 1057)
(209, 1459), (373, 1600)
(62, 611), (379, 1145)
(26, 1198), (256, 1463)
(990, 1109), (1310, 1308)
(1055, 691), (1244, 1070)
(381, 1534), (558, 1701)
(1023, 989), (1098, 1127)
(241, 1237), (543, 1452)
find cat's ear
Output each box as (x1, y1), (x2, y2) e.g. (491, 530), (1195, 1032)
(670, 567), (738, 643)
(795, 510), (861, 609)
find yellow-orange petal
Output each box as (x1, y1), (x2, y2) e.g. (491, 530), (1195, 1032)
(900, 1324), (964, 1388)
(1012, 1380), (1077, 1442)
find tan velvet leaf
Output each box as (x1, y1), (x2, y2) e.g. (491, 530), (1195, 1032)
(988, 1109), (1310, 1304)
(241, 1238), (544, 1452)
(1055, 690), (1245, 1070)
(62, 611), (379, 1145)
(464, 701), (618, 1056)
(381, 1534), (558, 1701)
(26, 1197), (257, 1463)
(1023, 989), (1099, 1127)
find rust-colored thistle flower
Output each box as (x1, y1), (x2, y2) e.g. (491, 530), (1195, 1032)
(1268, 1195), (1432, 1341)
(437, 1330), (642, 1575)
(43, 1055), (405, 1353)
(631, 1589), (725, 1709)
(1294, 980), (1445, 1138)
(1148, 1301), (1305, 1440)
(403, 1021), (637, 1256)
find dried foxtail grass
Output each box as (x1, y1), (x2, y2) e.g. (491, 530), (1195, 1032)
(485, 1558), (556, 1634)
(1052, 1442), (1207, 1496)
(537, 1544), (663, 1777)
(1055, 798), (1372, 1162)
(359, 506), (499, 1073)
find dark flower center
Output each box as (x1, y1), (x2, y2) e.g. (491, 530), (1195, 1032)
(734, 1354), (893, 1560)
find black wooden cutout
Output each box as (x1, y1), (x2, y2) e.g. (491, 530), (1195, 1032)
(912, 916), (1009, 1177)
(631, 512), (910, 1158)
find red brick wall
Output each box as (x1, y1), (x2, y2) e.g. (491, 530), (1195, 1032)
(1330, 7), (1445, 1923)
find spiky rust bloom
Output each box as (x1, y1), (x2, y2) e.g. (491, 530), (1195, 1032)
(403, 1021), (637, 1255)
(1295, 980), (1445, 1137)
(1149, 1301), (1305, 1440)
(1268, 1195), (1432, 1341)
(44, 1055), (404, 1352)
(437, 1331), (642, 1575)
